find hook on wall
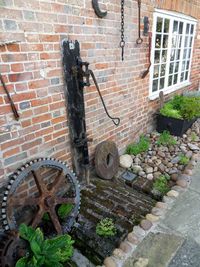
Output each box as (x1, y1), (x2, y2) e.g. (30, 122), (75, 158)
(92, 0), (107, 18)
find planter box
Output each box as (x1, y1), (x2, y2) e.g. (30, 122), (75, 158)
(157, 114), (196, 137)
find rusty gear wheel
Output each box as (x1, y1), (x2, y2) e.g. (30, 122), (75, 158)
(1, 158), (80, 235)
(0, 231), (27, 267)
(95, 141), (119, 180)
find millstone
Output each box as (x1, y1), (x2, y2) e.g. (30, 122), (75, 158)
(95, 141), (119, 180)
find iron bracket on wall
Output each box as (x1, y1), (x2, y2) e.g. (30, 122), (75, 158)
(92, 0), (107, 18)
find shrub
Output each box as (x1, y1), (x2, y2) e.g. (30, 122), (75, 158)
(153, 175), (170, 195)
(157, 130), (177, 146)
(16, 224), (74, 267)
(179, 154), (189, 165)
(96, 218), (117, 237)
(126, 135), (150, 155)
(160, 95), (200, 120)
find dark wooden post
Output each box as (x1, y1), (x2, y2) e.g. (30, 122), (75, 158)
(62, 39), (90, 184)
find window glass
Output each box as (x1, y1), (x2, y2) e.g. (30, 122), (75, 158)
(151, 14), (195, 95)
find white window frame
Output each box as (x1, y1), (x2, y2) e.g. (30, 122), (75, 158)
(149, 9), (197, 100)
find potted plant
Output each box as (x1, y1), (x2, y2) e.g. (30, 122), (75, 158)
(157, 94), (200, 136)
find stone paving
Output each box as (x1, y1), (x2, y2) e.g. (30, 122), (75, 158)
(123, 160), (200, 267)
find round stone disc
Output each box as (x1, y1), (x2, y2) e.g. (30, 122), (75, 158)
(95, 141), (119, 180)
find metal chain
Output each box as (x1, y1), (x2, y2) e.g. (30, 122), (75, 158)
(120, 0), (125, 61)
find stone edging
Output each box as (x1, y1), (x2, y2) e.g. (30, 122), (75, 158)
(99, 153), (200, 267)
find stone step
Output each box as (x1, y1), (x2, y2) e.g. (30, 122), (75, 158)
(123, 232), (184, 267)
(168, 238), (200, 267)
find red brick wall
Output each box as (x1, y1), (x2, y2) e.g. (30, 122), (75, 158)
(0, 0), (199, 185)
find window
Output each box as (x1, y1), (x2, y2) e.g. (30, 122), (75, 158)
(150, 9), (196, 98)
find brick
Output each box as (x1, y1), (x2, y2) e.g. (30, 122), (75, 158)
(19, 101), (30, 110)
(4, 152), (27, 166)
(2, 54), (27, 62)
(3, 147), (20, 157)
(28, 79), (49, 89)
(39, 34), (59, 42)
(8, 92), (36, 103)
(32, 114), (51, 124)
(23, 10), (35, 21)
(9, 72), (33, 83)
(7, 44), (20, 52)
(11, 63), (24, 72)
(50, 77), (60, 85)
(22, 139), (42, 151)
(3, 19), (17, 31)
(0, 133), (11, 143)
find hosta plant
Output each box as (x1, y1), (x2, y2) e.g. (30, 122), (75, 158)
(16, 224), (74, 267)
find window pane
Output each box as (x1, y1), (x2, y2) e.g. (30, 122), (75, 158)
(173, 21), (178, 33)
(173, 74), (178, 84)
(186, 61), (190, 70)
(172, 35), (178, 48)
(176, 49), (181, 60)
(170, 49), (175, 61)
(155, 34), (162, 48)
(163, 35), (168, 48)
(183, 49), (187, 59)
(161, 50), (167, 62)
(181, 72), (184, 82)
(164, 19), (170, 33)
(186, 24), (190, 34)
(185, 71), (188, 80)
(153, 65), (160, 78)
(179, 36), (182, 48)
(182, 61), (186, 71)
(169, 63), (174, 74)
(179, 22), (183, 34)
(189, 37), (193, 47)
(154, 50), (160, 63)
(156, 17), (163, 32)
(175, 62), (179, 73)
(153, 79), (158, 92)
(160, 78), (165, 89)
(168, 75), (173, 86)
(190, 25), (194, 34)
(188, 49), (191, 59)
(184, 36), (188, 47)
(160, 64), (166, 77)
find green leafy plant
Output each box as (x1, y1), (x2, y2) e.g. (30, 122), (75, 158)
(157, 130), (177, 146)
(43, 203), (74, 221)
(126, 135), (150, 155)
(96, 218), (117, 237)
(179, 154), (189, 165)
(191, 132), (198, 142)
(160, 95), (200, 120)
(153, 175), (170, 195)
(16, 224), (74, 267)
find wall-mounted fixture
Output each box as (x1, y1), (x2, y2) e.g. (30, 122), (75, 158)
(143, 16), (150, 36)
(92, 0), (107, 18)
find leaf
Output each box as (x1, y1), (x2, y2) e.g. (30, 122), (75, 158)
(34, 228), (44, 246)
(30, 240), (41, 256)
(19, 224), (35, 242)
(58, 204), (74, 220)
(15, 257), (28, 267)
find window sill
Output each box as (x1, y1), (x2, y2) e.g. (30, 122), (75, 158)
(148, 81), (192, 101)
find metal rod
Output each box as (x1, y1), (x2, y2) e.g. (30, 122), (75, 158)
(0, 74), (20, 120)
